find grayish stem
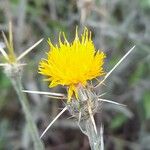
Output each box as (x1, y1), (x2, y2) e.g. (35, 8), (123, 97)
(11, 75), (44, 150)
(84, 119), (104, 150)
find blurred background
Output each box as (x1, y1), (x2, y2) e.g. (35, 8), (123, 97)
(0, 0), (150, 149)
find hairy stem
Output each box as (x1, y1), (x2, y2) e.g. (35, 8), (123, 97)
(11, 75), (44, 150)
(85, 119), (103, 150)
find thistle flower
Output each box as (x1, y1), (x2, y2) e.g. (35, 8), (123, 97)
(0, 22), (43, 78)
(39, 28), (106, 102)
(0, 22), (44, 149)
(25, 27), (135, 150)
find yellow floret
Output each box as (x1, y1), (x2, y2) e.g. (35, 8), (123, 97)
(39, 28), (106, 102)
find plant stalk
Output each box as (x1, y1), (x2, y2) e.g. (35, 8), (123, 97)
(11, 75), (44, 150)
(84, 119), (103, 150)
(75, 87), (104, 150)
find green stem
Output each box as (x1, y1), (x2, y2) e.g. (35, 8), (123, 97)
(11, 76), (44, 150)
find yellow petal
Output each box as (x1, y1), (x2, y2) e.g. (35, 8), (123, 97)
(49, 80), (58, 87)
(68, 85), (74, 102)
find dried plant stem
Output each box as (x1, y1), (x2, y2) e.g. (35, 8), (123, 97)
(11, 76), (44, 150)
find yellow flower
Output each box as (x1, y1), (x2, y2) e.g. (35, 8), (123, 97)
(39, 28), (106, 102)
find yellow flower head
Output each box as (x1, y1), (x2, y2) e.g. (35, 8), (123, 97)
(39, 28), (106, 102)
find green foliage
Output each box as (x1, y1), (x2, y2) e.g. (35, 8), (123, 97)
(143, 91), (150, 119)
(139, 0), (150, 9)
(129, 59), (150, 85)
(129, 63), (145, 85)
(110, 114), (128, 130)
(11, 0), (20, 5)
(0, 71), (11, 109)
(26, 2), (42, 17)
(107, 56), (120, 71)
(0, 70), (11, 88)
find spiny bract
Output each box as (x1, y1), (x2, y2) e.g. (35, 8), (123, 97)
(39, 28), (106, 102)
